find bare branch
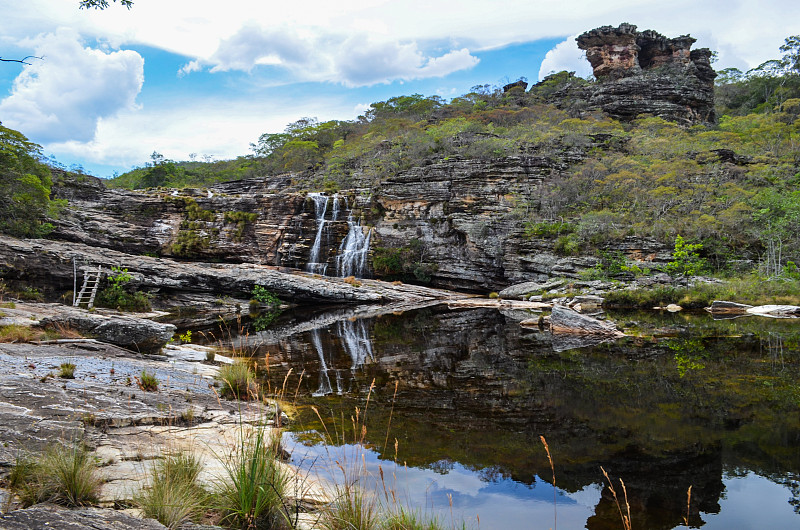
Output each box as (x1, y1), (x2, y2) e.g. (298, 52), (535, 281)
(0, 56), (43, 65)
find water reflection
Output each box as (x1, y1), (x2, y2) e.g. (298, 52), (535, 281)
(251, 305), (800, 529)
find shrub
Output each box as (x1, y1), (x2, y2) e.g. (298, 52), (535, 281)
(95, 266), (152, 312)
(251, 285), (281, 308)
(9, 444), (102, 507)
(136, 451), (208, 529)
(665, 235), (708, 276)
(215, 426), (291, 529)
(217, 362), (258, 400)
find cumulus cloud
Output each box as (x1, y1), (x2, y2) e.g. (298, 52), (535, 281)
(538, 36), (594, 81)
(0, 28), (143, 144)
(178, 59), (202, 77)
(204, 24), (478, 86)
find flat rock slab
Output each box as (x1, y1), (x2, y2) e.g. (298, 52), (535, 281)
(448, 298), (551, 310)
(548, 305), (625, 336)
(39, 306), (176, 354)
(0, 504), (167, 529)
(498, 279), (565, 300)
(707, 300), (754, 314)
(745, 304), (800, 317)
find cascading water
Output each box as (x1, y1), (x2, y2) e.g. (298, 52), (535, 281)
(304, 192), (371, 278)
(306, 193), (343, 275)
(336, 209), (372, 278)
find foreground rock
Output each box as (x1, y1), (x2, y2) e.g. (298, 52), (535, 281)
(541, 305), (625, 336)
(0, 504), (167, 529)
(39, 305), (175, 354)
(498, 279), (565, 300)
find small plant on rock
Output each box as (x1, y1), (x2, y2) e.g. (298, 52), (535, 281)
(58, 362), (76, 379)
(138, 370), (159, 391)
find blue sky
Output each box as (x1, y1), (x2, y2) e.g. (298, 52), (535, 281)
(1, 0), (798, 178)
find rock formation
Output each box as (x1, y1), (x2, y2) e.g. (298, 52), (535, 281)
(536, 23), (716, 126)
(575, 23), (717, 125)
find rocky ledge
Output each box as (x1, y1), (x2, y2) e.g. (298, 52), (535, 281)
(0, 235), (462, 308)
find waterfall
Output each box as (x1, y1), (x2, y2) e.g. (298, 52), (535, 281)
(306, 193), (341, 275)
(336, 210), (373, 278)
(305, 191), (372, 278)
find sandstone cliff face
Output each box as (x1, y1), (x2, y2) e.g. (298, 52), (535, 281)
(45, 151), (672, 293)
(539, 23), (716, 126)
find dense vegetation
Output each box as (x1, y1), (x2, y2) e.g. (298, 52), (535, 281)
(0, 124), (64, 237)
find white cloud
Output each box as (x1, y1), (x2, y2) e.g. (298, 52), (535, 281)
(538, 36), (594, 81)
(178, 59), (202, 77)
(203, 24), (478, 86)
(0, 28), (143, 144)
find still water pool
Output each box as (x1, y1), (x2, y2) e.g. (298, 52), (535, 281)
(238, 303), (800, 529)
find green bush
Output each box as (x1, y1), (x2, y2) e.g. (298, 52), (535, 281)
(139, 370), (159, 391)
(251, 285), (281, 308)
(58, 362), (76, 379)
(95, 266), (152, 312)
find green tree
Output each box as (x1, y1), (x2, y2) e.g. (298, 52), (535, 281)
(79, 0), (133, 9)
(0, 124), (62, 237)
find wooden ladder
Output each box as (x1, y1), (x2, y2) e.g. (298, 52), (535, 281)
(73, 265), (103, 308)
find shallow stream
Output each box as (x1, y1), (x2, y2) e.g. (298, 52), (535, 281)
(235, 304), (800, 529)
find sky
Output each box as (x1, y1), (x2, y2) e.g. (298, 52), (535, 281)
(0, 0), (798, 178)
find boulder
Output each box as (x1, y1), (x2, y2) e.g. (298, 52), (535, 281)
(499, 279), (565, 300)
(707, 301), (754, 314)
(39, 307), (175, 354)
(745, 305), (800, 317)
(548, 305), (625, 336)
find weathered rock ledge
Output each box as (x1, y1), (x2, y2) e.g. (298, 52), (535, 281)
(0, 235), (460, 307)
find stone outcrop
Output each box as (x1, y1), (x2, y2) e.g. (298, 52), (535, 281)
(0, 505), (168, 529)
(576, 24), (716, 125)
(39, 306), (176, 354)
(547, 305), (625, 336)
(535, 23), (716, 126)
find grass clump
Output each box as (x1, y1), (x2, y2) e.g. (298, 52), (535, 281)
(217, 362), (258, 400)
(9, 444), (102, 507)
(215, 425), (291, 529)
(138, 370), (159, 391)
(382, 507), (446, 530)
(319, 481), (380, 530)
(0, 324), (38, 343)
(136, 451), (208, 529)
(58, 362), (76, 379)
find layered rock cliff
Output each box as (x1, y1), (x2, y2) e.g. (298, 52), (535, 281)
(538, 23), (716, 125)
